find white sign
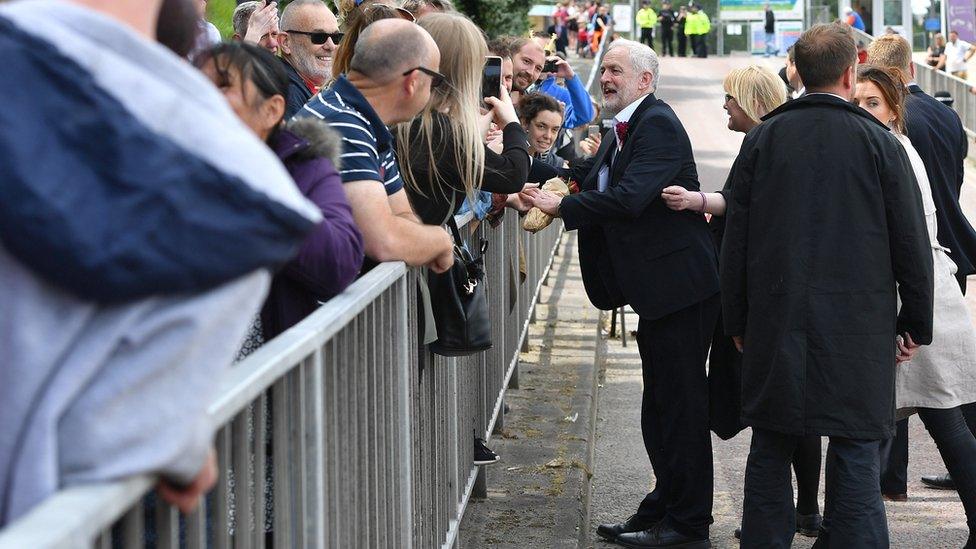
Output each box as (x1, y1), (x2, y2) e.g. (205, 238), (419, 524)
(613, 4), (633, 32)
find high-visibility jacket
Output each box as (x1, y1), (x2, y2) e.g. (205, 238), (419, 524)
(636, 7), (658, 28)
(699, 11), (711, 34)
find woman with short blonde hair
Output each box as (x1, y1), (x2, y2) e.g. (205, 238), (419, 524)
(722, 64), (787, 127)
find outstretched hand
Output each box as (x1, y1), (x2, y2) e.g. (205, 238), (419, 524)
(522, 187), (563, 217)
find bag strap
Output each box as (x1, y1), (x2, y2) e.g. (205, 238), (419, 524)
(447, 215), (464, 246)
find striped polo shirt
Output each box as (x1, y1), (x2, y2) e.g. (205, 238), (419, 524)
(293, 76), (402, 195)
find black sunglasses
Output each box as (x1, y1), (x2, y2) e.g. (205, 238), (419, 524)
(403, 66), (447, 90)
(285, 30), (344, 45)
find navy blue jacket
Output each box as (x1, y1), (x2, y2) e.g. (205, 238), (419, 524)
(905, 84), (976, 279)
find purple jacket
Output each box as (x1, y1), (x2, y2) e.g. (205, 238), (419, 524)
(261, 119), (365, 339)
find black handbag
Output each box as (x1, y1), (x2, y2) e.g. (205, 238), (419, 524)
(427, 217), (492, 356)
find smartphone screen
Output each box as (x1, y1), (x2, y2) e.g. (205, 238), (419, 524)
(588, 124), (601, 138)
(482, 56), (502, 103)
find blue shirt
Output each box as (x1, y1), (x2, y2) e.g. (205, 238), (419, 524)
(293, 76), (403, 195)
(536, 74), (596, 129)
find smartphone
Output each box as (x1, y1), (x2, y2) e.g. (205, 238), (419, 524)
(587, 124), (601, 138)
(543, 59), (559, 73)
(482, 56), (502, 103)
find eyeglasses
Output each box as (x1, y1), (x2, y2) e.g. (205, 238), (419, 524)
(403, 66), (447, 90)
(724, 93), (736, 103)
(285, 30), (344, 45)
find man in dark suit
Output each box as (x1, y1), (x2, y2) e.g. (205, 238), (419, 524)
(722, 24), (933, 546)
(867, 33), (976, 498)
(525, 39), (720, 549)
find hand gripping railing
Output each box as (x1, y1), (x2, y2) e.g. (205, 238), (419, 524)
(0, 212), (564, 549)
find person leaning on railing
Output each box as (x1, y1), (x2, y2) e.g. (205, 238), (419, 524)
(397, 13), (530, 227)
(0, 0), (323, 525)
(293, 18), (455, 274)
(195, 42), (366, 341)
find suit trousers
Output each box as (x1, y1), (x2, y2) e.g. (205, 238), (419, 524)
(743, 429), (888, 548)
(635, 293), (720, 538)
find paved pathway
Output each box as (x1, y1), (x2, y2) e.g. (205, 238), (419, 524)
(461, 55), (976, 548)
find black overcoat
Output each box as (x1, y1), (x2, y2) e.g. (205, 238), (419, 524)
(720, 94), (935, 439)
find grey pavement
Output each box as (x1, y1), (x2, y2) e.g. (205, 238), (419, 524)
(460, 56), (975, 548)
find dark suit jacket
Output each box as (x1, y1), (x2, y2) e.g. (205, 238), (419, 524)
(905, 84), (976, 277)
(557, 94), (720, 320)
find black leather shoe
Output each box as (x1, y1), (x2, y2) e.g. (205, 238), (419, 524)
(796, 512), (822, 537)
(616, 524), (710, 548)
(597, 514), (658, 541)
(921, 473), (956, 490)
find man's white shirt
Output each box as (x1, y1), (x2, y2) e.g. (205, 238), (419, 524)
(946, 39), (972, 73)
(598, 93), (650, 192)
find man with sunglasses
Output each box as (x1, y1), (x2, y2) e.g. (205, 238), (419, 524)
(294, 19), (455, 277)
(279, 0), (342, 117)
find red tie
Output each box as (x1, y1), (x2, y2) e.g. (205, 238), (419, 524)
(615, 121), (629, 144)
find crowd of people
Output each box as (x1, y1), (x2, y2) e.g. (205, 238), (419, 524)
(0, 0), (608, 527)
(5, 1), (976, 548)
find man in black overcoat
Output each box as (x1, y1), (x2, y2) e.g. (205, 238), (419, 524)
(525, 39), (720, 549)
(721, 24), (935, 547)
(866, 31), (976, 501)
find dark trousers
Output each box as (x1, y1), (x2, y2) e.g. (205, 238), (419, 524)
(742, 429), (887, 548)
(882, 403), (976, 494)
(677, 32), (687, 56)
(640, 27), (654, 48)
(635, 293), (720, 538)
(793, 435), (823, 515)
(660, 30), (674, 55)
(918, 406), (976, 539)
(691, 34), (708, 57)
(879, 418), (909, 495)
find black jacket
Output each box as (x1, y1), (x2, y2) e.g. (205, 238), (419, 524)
(721, 94), (934, 439)
(554, 94), (720, 320)
(282, 58), (314, 119)
(905, 84), (976, 278)
(764, 9), (775, 33)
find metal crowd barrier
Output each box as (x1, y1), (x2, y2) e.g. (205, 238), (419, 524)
(854, 28), (976, 137)
(0, 212), (564, 549)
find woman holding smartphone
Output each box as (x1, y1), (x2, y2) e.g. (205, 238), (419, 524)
(396, 12), (530, 227)
(661, 65), (825, 539)
(853, 65), (976, 545)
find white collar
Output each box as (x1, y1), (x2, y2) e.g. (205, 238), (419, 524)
(613, 94), (650, 125)
(805, 91), (849, 102)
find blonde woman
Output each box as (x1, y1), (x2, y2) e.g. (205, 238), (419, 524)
(663, 65), (825, 539)
(397, 12), (530, 226)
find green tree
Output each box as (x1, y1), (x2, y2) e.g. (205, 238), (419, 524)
(455, 0), (532, 37)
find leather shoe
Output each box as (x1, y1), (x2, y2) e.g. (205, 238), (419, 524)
(597, 514), (658, 541)
(921, 473), (956, 490)
(882, 492), (908, 502)
(616, 523), (710, 548)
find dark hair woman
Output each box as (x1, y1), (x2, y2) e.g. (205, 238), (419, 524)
(517, 92), (566, 169)
(854, 64), (976, 547)
(195, 42), (365, 342)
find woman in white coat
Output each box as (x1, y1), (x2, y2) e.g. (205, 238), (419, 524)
(854, 64), (976, 546)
